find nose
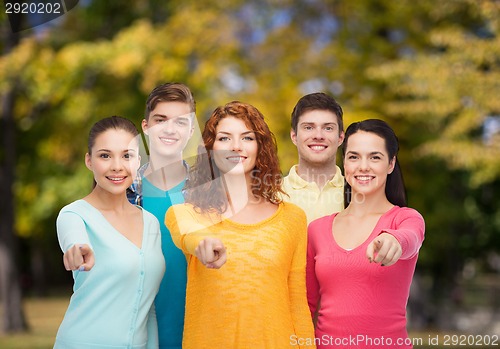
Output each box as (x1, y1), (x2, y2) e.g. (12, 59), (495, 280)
(231, 138), (242, 152)
(359, 157), (370, 171)
(110, 157), (124, 172)
(312, 127), (324, 140)
(163, 119), (176, 134)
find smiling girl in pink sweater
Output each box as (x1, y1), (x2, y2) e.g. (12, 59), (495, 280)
(306, 119), (425, 349)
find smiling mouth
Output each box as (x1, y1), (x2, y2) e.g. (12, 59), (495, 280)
(159, 137), (178, 144)
(226, 156), (246, 163)
(106, 176), (126, 182)
(355, 175), (375, 182)
(309, 145), (327, 151)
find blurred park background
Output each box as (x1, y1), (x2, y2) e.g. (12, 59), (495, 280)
(1, 0), (499, 348)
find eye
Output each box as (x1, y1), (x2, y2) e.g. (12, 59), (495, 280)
(124, 153), (135, 159)
(176, 119), (189, 127)
(154, 117), (166, 123)
(242, 136), (255, 141)
(217, 136), (230, 142)
(347, 155), (358, 160)
(303, 125), (313, 131)
(324, 126), (334, 131)
(371, 155), (381, 160)
(99, 153), (110, 159)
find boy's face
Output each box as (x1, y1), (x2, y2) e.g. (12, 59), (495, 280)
(291, 109), (344, 167)
(142, 101), (194, 160)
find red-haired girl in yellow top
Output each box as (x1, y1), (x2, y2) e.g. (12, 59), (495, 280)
(166, 101), (315, 348)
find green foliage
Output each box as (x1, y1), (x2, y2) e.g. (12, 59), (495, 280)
(365, 0), (500, 277)
(368, 0), (500, 187)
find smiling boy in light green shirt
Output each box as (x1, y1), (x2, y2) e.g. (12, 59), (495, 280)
(282, 92), (345, 223)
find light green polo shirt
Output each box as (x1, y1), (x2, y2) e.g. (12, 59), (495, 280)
(282, 164), (344, 223)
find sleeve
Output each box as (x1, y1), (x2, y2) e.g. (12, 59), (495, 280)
(146, 303), (159, 349)
(382, 208), (425, 260)
(306, 221), (320, 322)
(287, 207), (316, 348)
(56, 210), (92, 253)
(165, 205), (218, 256)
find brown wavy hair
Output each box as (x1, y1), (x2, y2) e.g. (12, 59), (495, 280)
(184, 101), (284, 214)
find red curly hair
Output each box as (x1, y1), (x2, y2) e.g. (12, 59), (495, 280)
(184, 101), (284, 214)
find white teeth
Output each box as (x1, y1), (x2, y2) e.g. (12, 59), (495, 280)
(160, 138), (177, 144)
(108, 177), (125, 181)
(356, 176), (373, 181)
(310, 145), (326, 151)
(227, 156), (245, 162)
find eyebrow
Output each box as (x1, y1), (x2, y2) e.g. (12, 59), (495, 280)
(96, 148), (137, 153)
(216, 130), (255, 135)
(300, 122), (338, 126)
(346, 150), (385, 156)
(152, 113), (193, 119)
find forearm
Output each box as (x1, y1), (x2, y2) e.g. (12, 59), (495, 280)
(383, 211), (425, 260)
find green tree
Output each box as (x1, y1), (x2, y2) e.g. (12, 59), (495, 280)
(367, 0), (500, 325)
(0, 11), (28, 333)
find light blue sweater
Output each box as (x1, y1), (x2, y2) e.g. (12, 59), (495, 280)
(54, 200), (165, 349)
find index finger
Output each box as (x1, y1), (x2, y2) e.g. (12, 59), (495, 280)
(207, 248), (227, 269)
(366, 241), (376, 263)
(373, 240), (390, 264)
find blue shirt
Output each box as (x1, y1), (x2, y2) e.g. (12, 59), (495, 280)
(142, 177), (187, 349)
(127, 163), (148, 206)
(55, 200), (165, 349)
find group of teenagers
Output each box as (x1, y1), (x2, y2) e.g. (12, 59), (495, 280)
(54, 82), (425, 349)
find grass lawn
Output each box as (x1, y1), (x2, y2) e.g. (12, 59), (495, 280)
(0, 297), (68, 349)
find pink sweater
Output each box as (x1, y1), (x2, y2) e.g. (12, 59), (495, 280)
(306, 206), (425, 349)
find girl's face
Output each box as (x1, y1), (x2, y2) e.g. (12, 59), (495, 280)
(343, 130), (395, 198)
(212, 116), (258, 177)
(85, 129), (140, 195)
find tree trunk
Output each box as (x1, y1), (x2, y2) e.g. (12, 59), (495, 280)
(0, 23), (28, 334)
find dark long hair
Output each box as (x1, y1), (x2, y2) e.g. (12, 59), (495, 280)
(342, 119), (407, 207)
(88, 116), (139, 154)
(184, 101), (284, 214)
(145, 82), (196, 119)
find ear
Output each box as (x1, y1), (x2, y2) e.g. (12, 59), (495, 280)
(388, 156), (396, 174)
(85, 153), (92, 171)
(290, 128), (298, 146)
(132, 155), (141, 176)
(338, 131), (345, 147)
(141, 119), (149, 135)
(188, 123), (195, 139)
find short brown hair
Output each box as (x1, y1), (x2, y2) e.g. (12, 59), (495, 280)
(291, 92), (343, 134)
(145, 82), (196, 120)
